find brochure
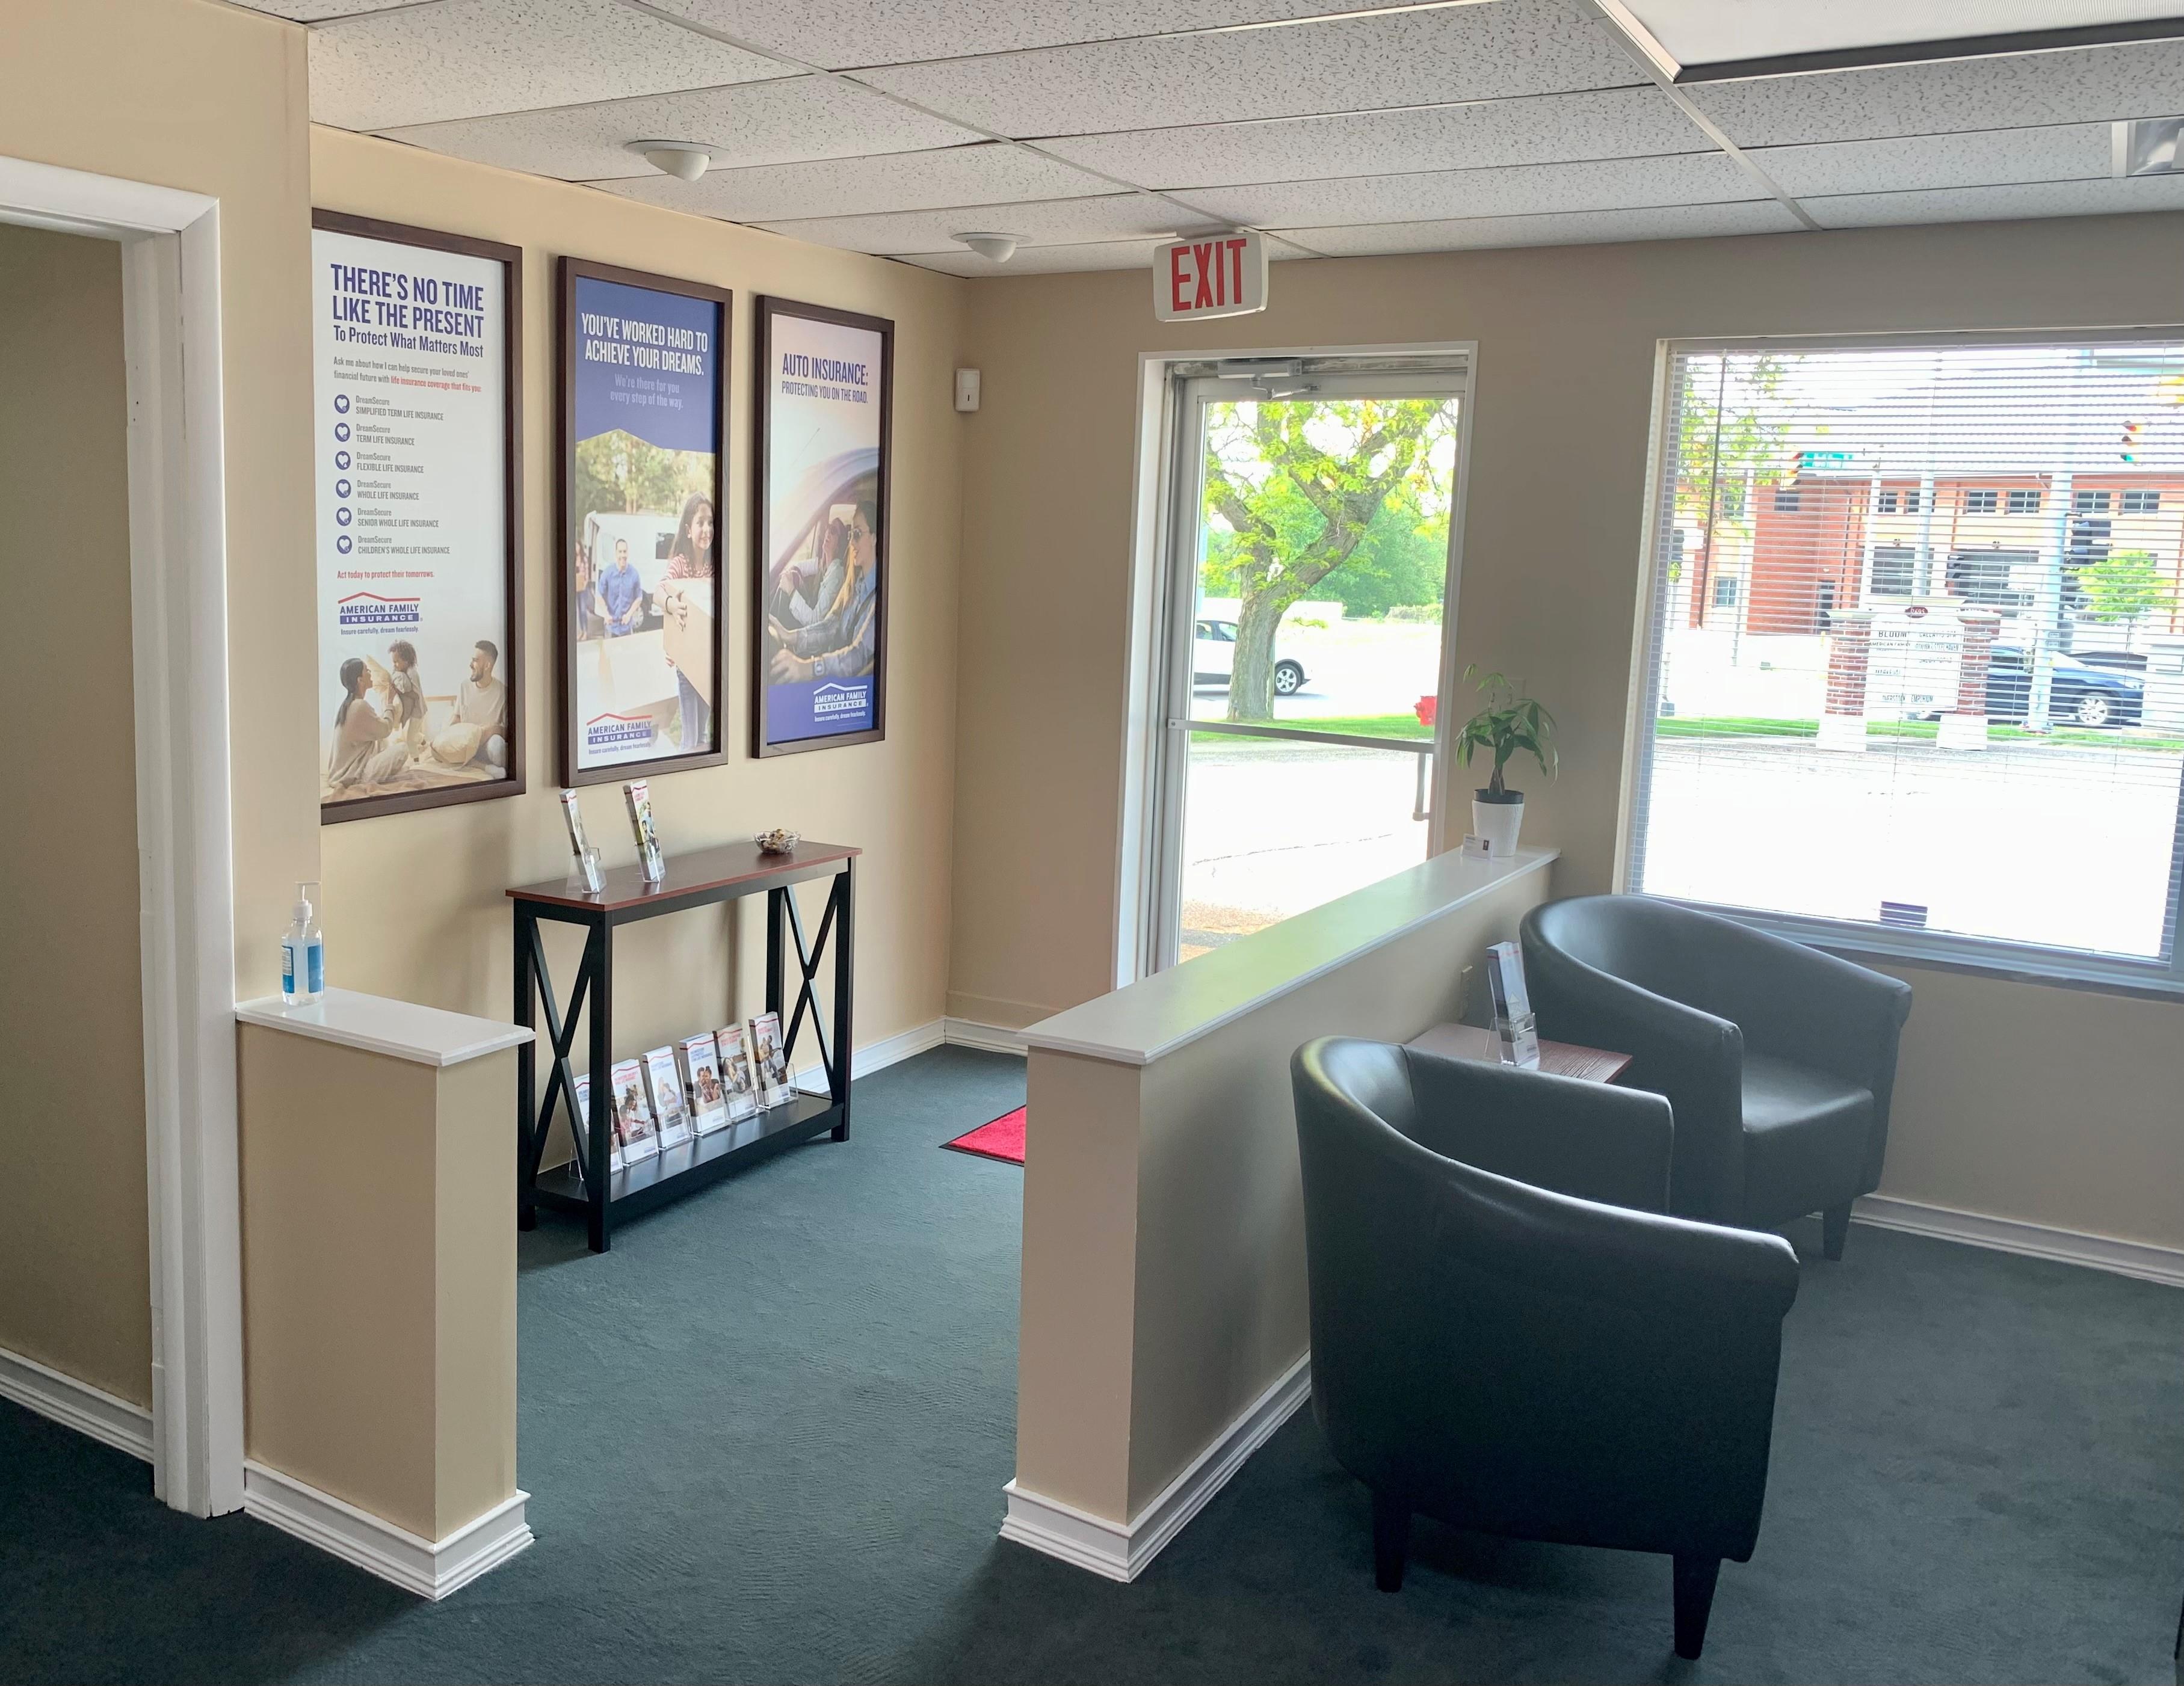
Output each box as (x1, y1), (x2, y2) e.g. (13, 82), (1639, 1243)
(748, 1010), (792, 1108)
(623, 779), (665, 881)
(573, 1071), (622, 1175)
(1485, 940), (1541, 1071)
(717, 1023), (760, 1122)
(680, 1032), (731, 1135)
(560, 789), (605, 890)
(644, 1045), (693, 1151)
(608, 1056), (661, 1161)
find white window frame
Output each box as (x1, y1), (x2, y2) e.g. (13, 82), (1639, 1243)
(1114, 342), (1478, 987)
(1622, 328), (2184, 1000)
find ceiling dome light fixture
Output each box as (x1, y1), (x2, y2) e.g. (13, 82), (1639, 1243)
(628, 140), (712, 182)
(953, 232), (1019, 263)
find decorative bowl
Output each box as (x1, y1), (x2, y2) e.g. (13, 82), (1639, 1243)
(754, 828), (800, 855)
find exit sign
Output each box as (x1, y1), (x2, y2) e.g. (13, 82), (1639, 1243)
(1154, 230), (1267, 322)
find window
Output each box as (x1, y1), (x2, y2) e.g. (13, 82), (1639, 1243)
(1632, 337), (2184, 990)
(1870, 546), (1916, 595)
(1713, 572), (1739, 608)
(1875, 490), (1898, 512)
(1963, 488), (1999, 513)
(1773, 487), (1801, 511)
(1901, 488), (1923, 512)
(2123, 488), (2161, 513)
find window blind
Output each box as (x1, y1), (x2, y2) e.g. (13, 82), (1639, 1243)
(1629, 338), (2184, 979)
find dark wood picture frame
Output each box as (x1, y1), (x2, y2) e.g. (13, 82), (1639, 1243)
(315, 210), (525, 825)
(751, 295), (895, 758)
(557, 257), (734, 787)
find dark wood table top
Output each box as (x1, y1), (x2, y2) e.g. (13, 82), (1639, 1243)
(1406, 1021), (1634, 1085)
(508, 838), (859, 912)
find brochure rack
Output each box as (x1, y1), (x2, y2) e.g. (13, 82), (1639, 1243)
(509, 838), (857, 1252)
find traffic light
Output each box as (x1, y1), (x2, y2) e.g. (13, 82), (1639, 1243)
(2120, 419), (2142, 462)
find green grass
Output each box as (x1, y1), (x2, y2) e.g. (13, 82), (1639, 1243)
(1189, 712), (1432, 743)
(1658, 715), (2184, 753)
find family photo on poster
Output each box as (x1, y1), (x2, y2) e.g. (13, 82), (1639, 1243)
(560, 259), (730, 784)
(756, 297), (893, 755)
(312, 213), (522, 820)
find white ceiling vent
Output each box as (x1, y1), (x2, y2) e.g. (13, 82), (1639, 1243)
(2114, 117), (2184, 176)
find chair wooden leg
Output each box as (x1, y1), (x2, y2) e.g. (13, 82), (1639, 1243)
(1372, 1490), (1409, 1593)
(1673, 1555), (1721, 1660)
(1822, 1202), (1852, 1261)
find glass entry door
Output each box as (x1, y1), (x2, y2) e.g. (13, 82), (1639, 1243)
(1147, 359), (1468, 970)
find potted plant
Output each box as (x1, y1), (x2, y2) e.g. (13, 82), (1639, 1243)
(1454, 666), (1555, 859)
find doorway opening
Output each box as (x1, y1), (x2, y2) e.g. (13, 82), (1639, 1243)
(1138, 351), (1473, 974)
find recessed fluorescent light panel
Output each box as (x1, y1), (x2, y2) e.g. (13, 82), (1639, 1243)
(2115, 116), (2184, 176)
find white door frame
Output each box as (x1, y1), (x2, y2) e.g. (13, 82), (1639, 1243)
(0, 155), (244, 1518)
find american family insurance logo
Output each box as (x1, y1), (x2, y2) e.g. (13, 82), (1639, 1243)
(811, 682), (866, 720)
(337, 591), (422, 630)
(586, 712), (655, 752)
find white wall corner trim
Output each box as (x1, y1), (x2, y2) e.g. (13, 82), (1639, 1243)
(1854, 1195), (2184, 1289)
(1, 150), (242, 1524)
(788, 1018), (945, 1097)
(0, 1346), (155, 1463)
(241, 1462), (533, 1600)
(1001, 1352), (1312, 1583)
(943, 1018), (1029, 1057)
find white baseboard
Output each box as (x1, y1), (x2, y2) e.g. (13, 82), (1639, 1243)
(789, 1018), (946, 1097)
(943, 1017), (1028, 1057)
(0, 1344), (153, 1462)
(1854, 1195), (2184, 1289)
(1001, 1352), (1311, 1582)
(242, 1460), (532, 1599)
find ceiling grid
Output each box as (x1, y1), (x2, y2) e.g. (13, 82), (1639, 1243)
(235, 0), (2184, 272)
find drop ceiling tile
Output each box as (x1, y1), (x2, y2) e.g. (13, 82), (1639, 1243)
(649, 0), (1401, 71)
(895, 238), (1171, 276)
(1753, 123), (2115, 197)
(596, 141), (1105, 221)
(756, 193), (1185, 255)
(308, 0), (792, 131)
(1805, 173), (2184, 228)
(1280, 198), (1803, 255)
(1685, 38), (2184, 148)
(379, 76), (979, 180)
(1037, 87), (1708, 188)
(1179, 151), (1751, 230)
(229, 0), (418, 17)
(855, 0), (1643, 139)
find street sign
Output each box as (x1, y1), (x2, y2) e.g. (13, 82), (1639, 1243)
(1153, 230), (1268, 323)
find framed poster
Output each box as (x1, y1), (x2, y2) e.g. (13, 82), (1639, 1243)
(312, 211), (523, 823)
(558, 257), (731, 786)
(753, 296), (893, 756)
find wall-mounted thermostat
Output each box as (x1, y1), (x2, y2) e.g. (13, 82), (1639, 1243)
(954, 368), (981, 412)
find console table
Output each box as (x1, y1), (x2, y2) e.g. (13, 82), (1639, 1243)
(509, 839), (857, 1252)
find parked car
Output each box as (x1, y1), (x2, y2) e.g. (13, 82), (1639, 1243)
(1194, 618), (1307, 695)
(1985, 644), (2145, 728)
(2067, 649), (2150, 674)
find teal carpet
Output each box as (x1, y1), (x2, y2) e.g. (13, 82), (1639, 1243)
(1, 1046), (2179, 1683)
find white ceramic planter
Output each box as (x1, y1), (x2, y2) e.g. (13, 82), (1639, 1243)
(1471, 793), (1525, 859)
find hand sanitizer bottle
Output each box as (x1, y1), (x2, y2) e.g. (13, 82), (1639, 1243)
(281, 882), (325, 1007)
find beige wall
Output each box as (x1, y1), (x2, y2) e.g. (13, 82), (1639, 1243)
(956, 214), (2184, 1252)
(312, 128), (969, 1070)
(239, 1027), (517, 1539)
(1, 0), (321, 1001)
(1016, 866), (1550, 1525)
(0, 224), (150, 1404)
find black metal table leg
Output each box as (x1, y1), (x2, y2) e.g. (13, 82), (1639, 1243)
(831, 860), (855, 1141)
(515, 906), (538, 1229)
(587, 913), (612, 1253)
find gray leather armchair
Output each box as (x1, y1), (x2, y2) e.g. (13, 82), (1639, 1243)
(1292, 1038), (1800, 1660)
(1521, 895), (1913, 1258)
